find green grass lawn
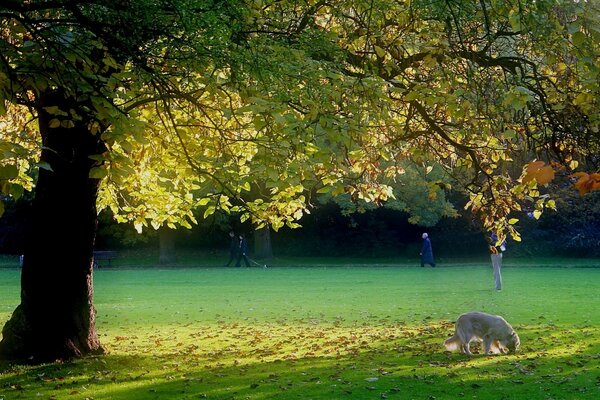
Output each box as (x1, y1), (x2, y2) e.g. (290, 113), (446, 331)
(1, 260), (600, 399)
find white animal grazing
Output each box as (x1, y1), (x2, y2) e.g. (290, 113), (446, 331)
(444, 311), (520, 355)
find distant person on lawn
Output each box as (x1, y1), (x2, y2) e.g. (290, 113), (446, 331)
(420, 232), (436, 268)
(235, 233), (251, 268)
(489, 232), (506, 291)
(225, 231), (238, 267)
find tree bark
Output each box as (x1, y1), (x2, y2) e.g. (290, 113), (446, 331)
(0, 91), (105, 362)
(159, 226), (177, 264)
(253, 226), (273, 259)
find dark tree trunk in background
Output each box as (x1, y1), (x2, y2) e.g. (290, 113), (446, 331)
(0, 91), (105, 362)
(253, 226), (273, 259)
(159, 227), (177, 264)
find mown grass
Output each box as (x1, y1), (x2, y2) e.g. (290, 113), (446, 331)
(1, 260), (600, 399)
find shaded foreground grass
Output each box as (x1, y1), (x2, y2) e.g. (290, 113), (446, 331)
(1, 263), (600, 399)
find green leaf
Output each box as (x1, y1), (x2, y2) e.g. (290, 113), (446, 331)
(0, 165), (18, 180)
(509, 9), (522, 32)
(43, 106), (67, 116)
(203, 205), (215, 219)
(10, 184), (24, 200)
(61, 120), (75, 129)
(36, 161), (53, 172)
(374, 46), (386, 58)
(89, 167), (108, 179)
(572, 31), (585, 47)
(404, 91), (419, 101)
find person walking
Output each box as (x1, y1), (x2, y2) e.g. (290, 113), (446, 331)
(235, 233), (251, 268)
(489, 232), (506, 291)
(420, 233), (436, 268)
(225, 231), (238, 267)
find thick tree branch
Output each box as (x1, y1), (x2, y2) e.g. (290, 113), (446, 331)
(410, 100), (488, 181)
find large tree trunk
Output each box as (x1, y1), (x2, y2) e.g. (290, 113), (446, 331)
(0, 91), (105, 362)
(159, 227), (177, 264)
(253, 226), (273, 259)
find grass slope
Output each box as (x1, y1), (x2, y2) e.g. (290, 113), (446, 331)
(1, 262), (600, 399)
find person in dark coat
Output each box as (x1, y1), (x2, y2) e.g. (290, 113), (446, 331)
(225, 231), (238, 267)
(235, 233), (251, 268)
(420, 233), (436, 268)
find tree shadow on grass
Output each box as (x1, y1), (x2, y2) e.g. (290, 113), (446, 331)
(1, 328), (599, 400)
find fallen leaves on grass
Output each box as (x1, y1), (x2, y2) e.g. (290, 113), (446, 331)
(5, 321), (598, 400)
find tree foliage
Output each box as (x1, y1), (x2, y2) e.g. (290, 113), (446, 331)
(323, 162), (457, 227)
(1, 0), (599, 240)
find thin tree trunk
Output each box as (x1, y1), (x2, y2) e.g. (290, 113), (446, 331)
(253, 226), (273, 259)
(0, 91), (105, 362)
(159, 227), (177, 264)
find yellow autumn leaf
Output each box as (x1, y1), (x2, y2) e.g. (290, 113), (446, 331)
(569, 160), (579, 170)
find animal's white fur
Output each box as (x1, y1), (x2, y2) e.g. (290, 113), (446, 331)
(444, 312), (520, 355)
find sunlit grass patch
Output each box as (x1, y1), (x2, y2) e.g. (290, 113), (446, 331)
(2, 322), (599, 399)
(1, 264), (600, 399)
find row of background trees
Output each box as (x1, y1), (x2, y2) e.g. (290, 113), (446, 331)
(78, 186), (600, 260)
(3, 184), (599, 260)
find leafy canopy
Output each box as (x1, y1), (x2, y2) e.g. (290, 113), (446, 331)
(1, 0), (599, 241)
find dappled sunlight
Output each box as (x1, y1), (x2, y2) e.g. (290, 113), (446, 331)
(1, 321), (600, 399)
(2, 267), (600, 398)
(103, 322), (425, 364)
(2, 321), (600, 399)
